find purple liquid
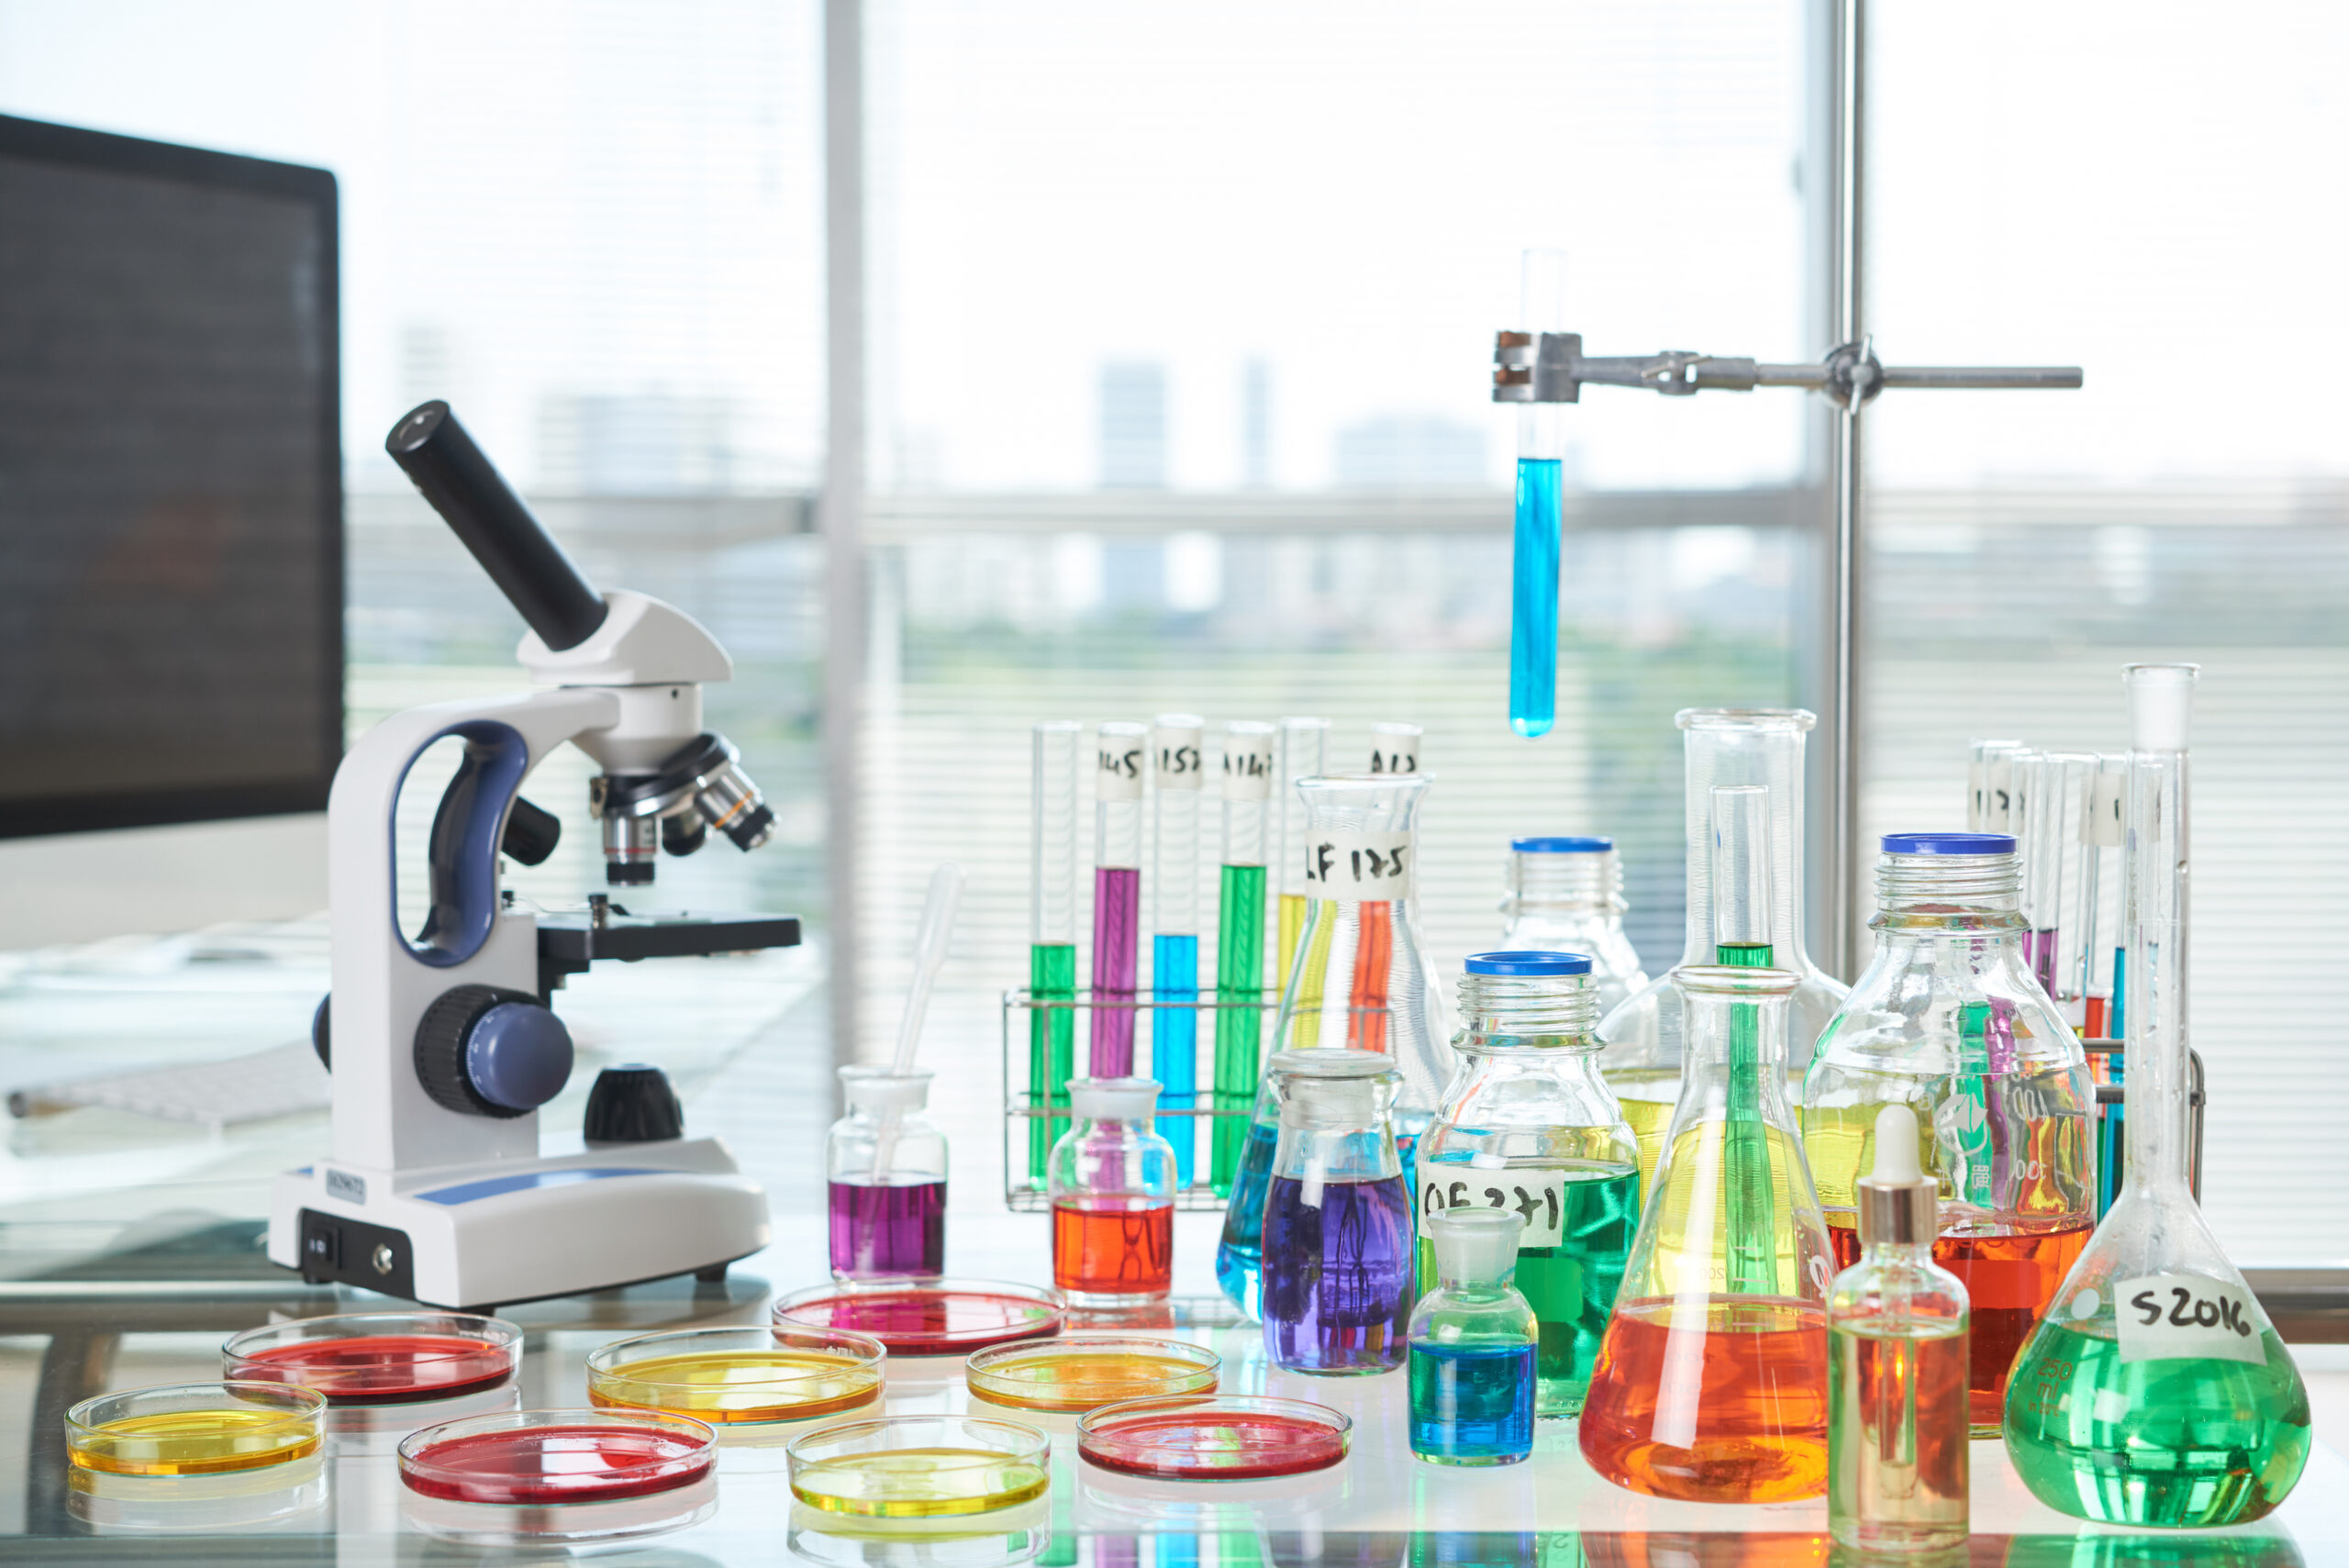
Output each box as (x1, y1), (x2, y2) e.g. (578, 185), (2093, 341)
(1089, 864), (1141, 1075)
(828, 1178), (946, 1279)
(1260, 1173), (1413, 1374)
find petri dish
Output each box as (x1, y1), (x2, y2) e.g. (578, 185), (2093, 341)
(398, 1408), (716, 1507)
(588, 1325), (886, 1424)
(965, 1336), (1219, 1414)
(1076, 1396), (1351, 1481)
(787, 1416), (1051, 1518)
(223, 1311), (520, 1405)
(774, 1278), (1065, 1358)
(67, 1383), (327, 1477)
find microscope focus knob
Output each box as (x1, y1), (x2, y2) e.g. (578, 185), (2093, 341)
(584, 1063), (685, 1143)
(415, 984), (573, 1119)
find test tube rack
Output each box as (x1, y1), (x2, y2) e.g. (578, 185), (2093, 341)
(999, 987), (1266, 1212)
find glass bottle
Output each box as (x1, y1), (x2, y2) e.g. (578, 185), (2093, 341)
(1598, 710), (1849, 1195)
(2005, 664), (2311, 1528)
(1498, 836), (1649, 1019)
(1408, 1207), (1538, 1466)
(1259, 1049), (1414, 1375)
(827, 1067), (947, 1280)
(1800, 829), (2095, 1436)
(1415, 951), (1639, 1418)
(1579, 964), (1834, 1504)
(1048, 1076), (1176, 1307)
(1828, 1103), (1969, 1555)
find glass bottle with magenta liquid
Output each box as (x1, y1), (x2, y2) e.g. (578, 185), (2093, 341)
(1800, 829), (2095, 1435)
(1416, 951), (1639, 1418)
(1049, 1076), (1176, 1307)
(827, 1067), (946, 1279)
(1499, 836), (1649, 1019)
(1408, 1207), (1538, 1467)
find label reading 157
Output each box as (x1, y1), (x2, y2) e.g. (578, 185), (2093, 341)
(1419, 1171), (1566, 1250)
(2115, 1272), (2266, 1366)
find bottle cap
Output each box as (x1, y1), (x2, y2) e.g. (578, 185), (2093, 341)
(1428, 1207), (1523, 1285)
(1856, 1102), (1937, 1246)
(1069, 1076), (1161, 1120)
(1464, 951), (1591, 976)
(839, 1066), (932, 1113)
(1880, 831), (2015, 856)
(2125, 662), (2199, 752)
(1510, 836), (1611, 853)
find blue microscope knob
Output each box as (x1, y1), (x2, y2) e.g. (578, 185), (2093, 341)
(415, 984), (573, 1118)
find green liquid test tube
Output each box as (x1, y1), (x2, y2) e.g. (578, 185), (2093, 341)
(1212, 722), (1275, 1194)
(1029, 722), (1082, 1183)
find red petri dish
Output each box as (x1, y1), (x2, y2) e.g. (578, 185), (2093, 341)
(398, 1410), (715, 1507)
(225, 1314), (519, 1406)
(773, 1279), (1064, 1358)
(1076, 1396), (1350, 1481)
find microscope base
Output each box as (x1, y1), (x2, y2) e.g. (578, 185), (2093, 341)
(263, 1139), (771, 1310)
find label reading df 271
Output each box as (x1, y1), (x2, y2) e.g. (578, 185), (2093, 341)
(2115, 1272), (2267, 1366)
(1419, 1171), (1567, 1250)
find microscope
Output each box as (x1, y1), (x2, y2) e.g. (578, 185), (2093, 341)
(265, 402), (796, 1309)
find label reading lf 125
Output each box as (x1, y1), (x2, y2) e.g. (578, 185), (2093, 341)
(1302, 830), (1412, 898)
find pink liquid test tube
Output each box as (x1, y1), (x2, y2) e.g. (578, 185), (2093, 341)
(1090, 722), (1146, 1075)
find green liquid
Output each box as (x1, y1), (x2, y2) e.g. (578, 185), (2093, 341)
(1027, 942), (1076, 1181)
(1717, 940), (1776, 1297)
(1416, 1167), (1640, 1417)
(2004, 1318), (2311, 1528)
(1211, 863), (1266, 1195)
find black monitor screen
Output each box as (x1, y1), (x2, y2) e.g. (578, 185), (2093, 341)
(0, 115), (341, 839)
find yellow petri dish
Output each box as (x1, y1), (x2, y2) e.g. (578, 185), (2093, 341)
(587, 1326), (887, 1425)
(67, 1383), (327, 1477)
(788, 1417), (1050, 1518)
(965, 1336), (1219, 1414)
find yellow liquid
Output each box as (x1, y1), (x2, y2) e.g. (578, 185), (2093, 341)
(1608, 1068), (1679, 1200)
(1642, 1119), (1819, 1297)
(1803, 1075), (2092, 1224)
(590, 1351), (881, 1424)
(70, 1408), (320, 1476)
(791, 1447), (1050, 1518)
(968, 1351), (1216, 1413)
(1275, 893), (1309, 998)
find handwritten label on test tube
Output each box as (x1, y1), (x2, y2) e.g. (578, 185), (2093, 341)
(1222, 731), (1273, 800)
(1419, 1170), (1567, 1249)
(1368, 727), (1420, 776)
(1098, 736), (1144, 801)
(2089, 772), (2124, 847)
(2114, 1273), (2266, 1365)
(1302, 831), (1413, 898)
(1154, 723), (1204, 791)
(1987, 762), (2015, 831)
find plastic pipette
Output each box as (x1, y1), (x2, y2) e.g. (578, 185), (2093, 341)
(872, 862), (963, 1177)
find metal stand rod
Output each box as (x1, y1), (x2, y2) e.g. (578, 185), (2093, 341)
(1828, 0), (1865, 983)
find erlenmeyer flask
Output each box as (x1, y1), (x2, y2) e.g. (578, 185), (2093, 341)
(1578, 963), (1834, 1504)
(1598, 710), (1850, 1195)
(2004, 664), (2310, 1528)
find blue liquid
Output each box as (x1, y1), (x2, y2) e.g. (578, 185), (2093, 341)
(1508, 457), (1562, 739)
(1261, 1173), (1414, 1374)
(1213, 1120), (1278, 1318)
(1409, 1341), (1535, 1464)
(1152, 932), (1199, 1185)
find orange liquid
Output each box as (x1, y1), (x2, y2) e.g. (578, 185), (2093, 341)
(1579, 1296), (1829, 1504)
(1348, 901), (1393, 1054)
(1052, 1196), (1173, 1298)
(1829, 1218), (2090, 1431)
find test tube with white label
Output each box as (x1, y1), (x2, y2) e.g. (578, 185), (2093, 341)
(1030, 721), (1082, 1180)
(1212, 720), (1275, 1194)
(1369, 722), (1423, 776)
(1969, 738), (2026, 832)
(1150, 713), (1206, 1186)
(1090, 722), (1148, 1076)
(1273, 717), (1330, 995)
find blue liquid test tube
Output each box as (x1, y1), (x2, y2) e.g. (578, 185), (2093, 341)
(1149, 714), (1206, 1187)
(1509, 249), (1567, 740)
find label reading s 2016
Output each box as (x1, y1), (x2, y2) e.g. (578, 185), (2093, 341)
(2116, 1272), (2266, 1366)
(1301, 830), (1412, 897)
(1420, 1171), (1566, 1250)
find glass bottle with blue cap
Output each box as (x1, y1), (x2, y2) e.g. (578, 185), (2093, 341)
(1414, 950), (1639, 1418)
(1499, 836), (1649, 1018)
(1800, 829), (2094, 1438)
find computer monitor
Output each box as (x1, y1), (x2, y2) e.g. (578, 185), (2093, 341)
(0, 113), (342, 841)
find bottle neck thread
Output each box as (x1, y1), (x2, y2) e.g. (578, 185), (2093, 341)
(1454, 973), (1599, 1049)
(1873, 851), (2023, 924)
(1505, 849), (1623, 917)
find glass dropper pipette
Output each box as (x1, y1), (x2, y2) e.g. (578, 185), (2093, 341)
(1509, 249), (1566, 740)
(1090, 722), (1147, 1076)
(1212, 721), (1275, 1195)
(1029, 722), (1082, 1181)
(1150, 714), (1206, 1188)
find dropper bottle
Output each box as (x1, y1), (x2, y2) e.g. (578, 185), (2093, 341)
(1828, 1103), (1969, 1554)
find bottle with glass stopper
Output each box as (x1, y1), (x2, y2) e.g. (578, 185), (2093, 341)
(827, 1067), (946, 1280)
(1498, 836), (1649, 1018)
(1408, 1207), (1538, 1466)
(1049, 1077), (1176, 1307)
(1829, 1103), (1969, 1555)
(2004, 663), (2310, 1528)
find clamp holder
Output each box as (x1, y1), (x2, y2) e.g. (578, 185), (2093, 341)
(1494, 331), (2080, 409)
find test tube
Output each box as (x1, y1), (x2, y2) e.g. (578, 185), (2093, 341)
(1150, 713), (1206, 1188)
(1710, 784), (1777, 1297)
(1971, 739), (2028, 832)
(1368, 722), (1423, 776)
(2083, 752), (2126, 1038)
(1711, 784), (1774, 962)
(1029, 722), (1082, 1180)
(2032, 751), (2099, 1012)
(1090, 722), (1147, 1076)
(1509, 249), (1567, 740)
(1213, 720), (1275, 1194)
(1273, 717), (1330, 991)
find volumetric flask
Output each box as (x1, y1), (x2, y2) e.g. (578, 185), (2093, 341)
(1801, 831), (2095, 1434)
(1598, 710), (1849, 1194)
(1258, 1049), (1414, 1376)
(1579, 964), (1833, 1504)
(2004, 664), (2310, 1528)
(1498, 836), (1650, 1019)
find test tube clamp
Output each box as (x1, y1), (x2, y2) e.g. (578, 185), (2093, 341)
(1492, 332), (2083, 406)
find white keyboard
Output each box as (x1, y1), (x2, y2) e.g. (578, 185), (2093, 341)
(7, 1038), (329, 1128)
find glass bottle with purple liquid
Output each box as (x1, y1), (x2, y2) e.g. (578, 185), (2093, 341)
(1259, 1048), (1415, 1376)
(827, 1066), (947, 1280)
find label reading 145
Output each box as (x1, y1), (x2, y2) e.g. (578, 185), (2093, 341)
(2114, 1272), (2266, 1366)
(1419, 1171), (1566, 1250)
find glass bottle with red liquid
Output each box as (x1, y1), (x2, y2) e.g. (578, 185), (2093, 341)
(827, 1066), (947, 1280)
(1050, 1077), (1176, 1307)
(1799, 831), (2095, 1436)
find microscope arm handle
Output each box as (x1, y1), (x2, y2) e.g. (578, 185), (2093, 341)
(386, 401), (609, 652)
